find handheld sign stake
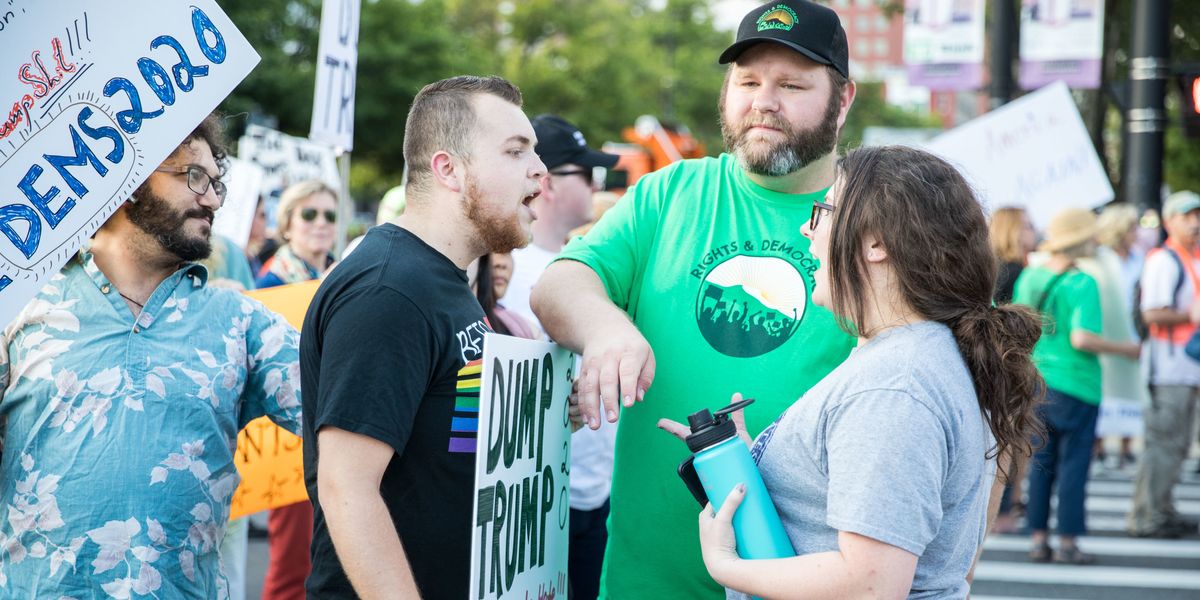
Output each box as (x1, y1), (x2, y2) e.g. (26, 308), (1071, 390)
(0, 0), (260, 329)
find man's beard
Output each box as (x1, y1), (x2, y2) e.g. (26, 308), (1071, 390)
(126, 188), (214, 261)
(720, 86), (842, 177)
(464, 174), (529, 254)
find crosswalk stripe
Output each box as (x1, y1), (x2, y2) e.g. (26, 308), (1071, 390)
(983, 534), (1200, 558)
(972, 562), (1200, 588)
(1085, 495), (1200, 515)
(973, 596), (1080, 600)
(1088, 480), (1200, 500)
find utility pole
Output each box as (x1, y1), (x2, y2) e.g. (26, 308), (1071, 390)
(988, 0), (1017, 110)
(1123, 0), (1172, 215)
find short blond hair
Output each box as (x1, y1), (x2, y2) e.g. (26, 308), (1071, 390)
(1095, 203), (1139, 250)
(278, 179), (337, 240)
(989, 207), (1029, 264)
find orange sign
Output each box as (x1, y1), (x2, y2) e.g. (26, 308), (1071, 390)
(229, 280), (320, 520)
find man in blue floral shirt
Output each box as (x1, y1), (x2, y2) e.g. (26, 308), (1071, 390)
(0, 114), (302, 598)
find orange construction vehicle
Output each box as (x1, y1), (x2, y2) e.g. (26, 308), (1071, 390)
(570, 116), (706, 238)
(602, 115), (706, 194)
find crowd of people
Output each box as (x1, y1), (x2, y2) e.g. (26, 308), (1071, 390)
(0, 0), (1197, 598)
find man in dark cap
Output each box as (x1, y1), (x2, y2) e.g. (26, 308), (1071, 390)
(530, 1), (858, 597)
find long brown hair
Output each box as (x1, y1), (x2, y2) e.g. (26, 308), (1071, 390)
(828, 146), (1044, 476)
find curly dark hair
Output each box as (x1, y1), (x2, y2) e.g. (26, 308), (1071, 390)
(180, 112), (229, 177)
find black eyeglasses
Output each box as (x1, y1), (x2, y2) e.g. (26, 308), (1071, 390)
(155, 166), (226, 203)
(809, 200), (835, 231)
(550, 168), (602, 189)
(299, 207), (337, 223)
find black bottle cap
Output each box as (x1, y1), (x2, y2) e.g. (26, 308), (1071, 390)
(683, 398), (755, 453)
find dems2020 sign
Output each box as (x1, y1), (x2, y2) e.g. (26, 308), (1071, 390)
(0, 0), (259, 328)
(471, 334), (574, 600)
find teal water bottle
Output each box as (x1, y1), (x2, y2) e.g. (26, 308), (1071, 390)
(678, 399), (794, 560)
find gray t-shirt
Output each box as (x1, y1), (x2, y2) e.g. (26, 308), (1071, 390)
(730, 321), (994, 599)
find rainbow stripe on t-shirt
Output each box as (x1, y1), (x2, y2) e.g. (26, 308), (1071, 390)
(449, 358), (481, 453)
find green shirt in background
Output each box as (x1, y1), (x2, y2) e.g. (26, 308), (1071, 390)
(1013, 265), (1104, 404)
(557, 154), (855, 599)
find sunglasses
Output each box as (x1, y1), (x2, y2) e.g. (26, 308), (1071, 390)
(155, 165), (227, 204)
(809, 200), (835, 231)
(299, 207), (337, 223)
(550, 168), (604, 190)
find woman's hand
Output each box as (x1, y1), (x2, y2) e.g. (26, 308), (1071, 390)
(656, 392), (752, 448)
(698, 483), (745, 586)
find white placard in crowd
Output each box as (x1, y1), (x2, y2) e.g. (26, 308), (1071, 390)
(924, 81), (1114, 229)
(1019, 0), (1106, 89)
(470, 334), (573, 600)
(237, 124), (340, 230)
(310, 0), (360, 151)
(0, 0), (259, 329)
(903, 0), (986, 90)
(211, 157), (264, 247)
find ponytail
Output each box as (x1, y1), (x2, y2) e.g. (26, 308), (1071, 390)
(948, 304), (1046, 481)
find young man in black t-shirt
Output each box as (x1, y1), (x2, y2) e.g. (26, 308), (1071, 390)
(300, 76), (547, 598)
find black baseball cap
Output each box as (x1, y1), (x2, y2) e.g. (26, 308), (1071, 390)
(531, 114), (620, 171)
(718, 0), (849, 79)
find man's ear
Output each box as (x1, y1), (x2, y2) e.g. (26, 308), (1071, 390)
(864, 235), (888, 263)
(430, 150), (462, 193)
(538, 174), (553, 199)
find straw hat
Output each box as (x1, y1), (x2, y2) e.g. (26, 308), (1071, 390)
(1039, 207), (1098, 253)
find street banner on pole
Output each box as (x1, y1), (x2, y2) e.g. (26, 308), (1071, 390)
(229, 279), (322, 520)
(903, 0), (986, 91)
(470, 334), (574, 600)
(237, 124), (340, 231)
(924, 81), (1113, 229)
(1019, 0), (1105, 89)
(0, 0), (259, 329)
(310, 0), (360, 151)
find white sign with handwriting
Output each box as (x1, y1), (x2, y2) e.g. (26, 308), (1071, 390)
(924, 82), (1113, 229)
(310, 0), (360, 151)
(0, 0), (259, 327)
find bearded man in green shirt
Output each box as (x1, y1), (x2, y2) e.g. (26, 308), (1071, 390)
(530, 1), (858, 597)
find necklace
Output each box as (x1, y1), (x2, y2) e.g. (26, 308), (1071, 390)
(119, 292), (145, 309)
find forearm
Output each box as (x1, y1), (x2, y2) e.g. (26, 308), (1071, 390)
(323, 486), (421, 598)
(1143, 308), (1190, 327)
(715, 551), (906, 600)
(531, 260), (632, 352)
(1070, 331), (1137, 356)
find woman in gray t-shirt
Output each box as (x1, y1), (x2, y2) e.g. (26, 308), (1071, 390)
(663, 146), (1045, 599)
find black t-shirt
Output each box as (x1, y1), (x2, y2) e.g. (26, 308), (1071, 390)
(301, 224), (489, 599)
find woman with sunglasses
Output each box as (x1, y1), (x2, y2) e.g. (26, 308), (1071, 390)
(254, 179), (338, 599)
(662, 146), (1045, 598)
(256, 180), (339, 290)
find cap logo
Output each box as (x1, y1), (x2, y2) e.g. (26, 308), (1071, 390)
(756, 5), (798, 32)
(573, 131), (587, 147)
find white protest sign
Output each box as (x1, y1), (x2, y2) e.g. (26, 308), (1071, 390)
(211, 157), (264, 247)
(471, 334), (574, 600)
(924, 81), (1114, 229)
(0, 0), (259, 328)
(310, 0), (360, 151)
(237, 124), (340, 230)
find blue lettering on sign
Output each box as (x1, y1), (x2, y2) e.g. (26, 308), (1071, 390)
(0, 6), (227, 267)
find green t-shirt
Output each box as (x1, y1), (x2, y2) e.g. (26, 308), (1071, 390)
(1012, 265), (1103, 404)
(558, 154), (855, 599)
